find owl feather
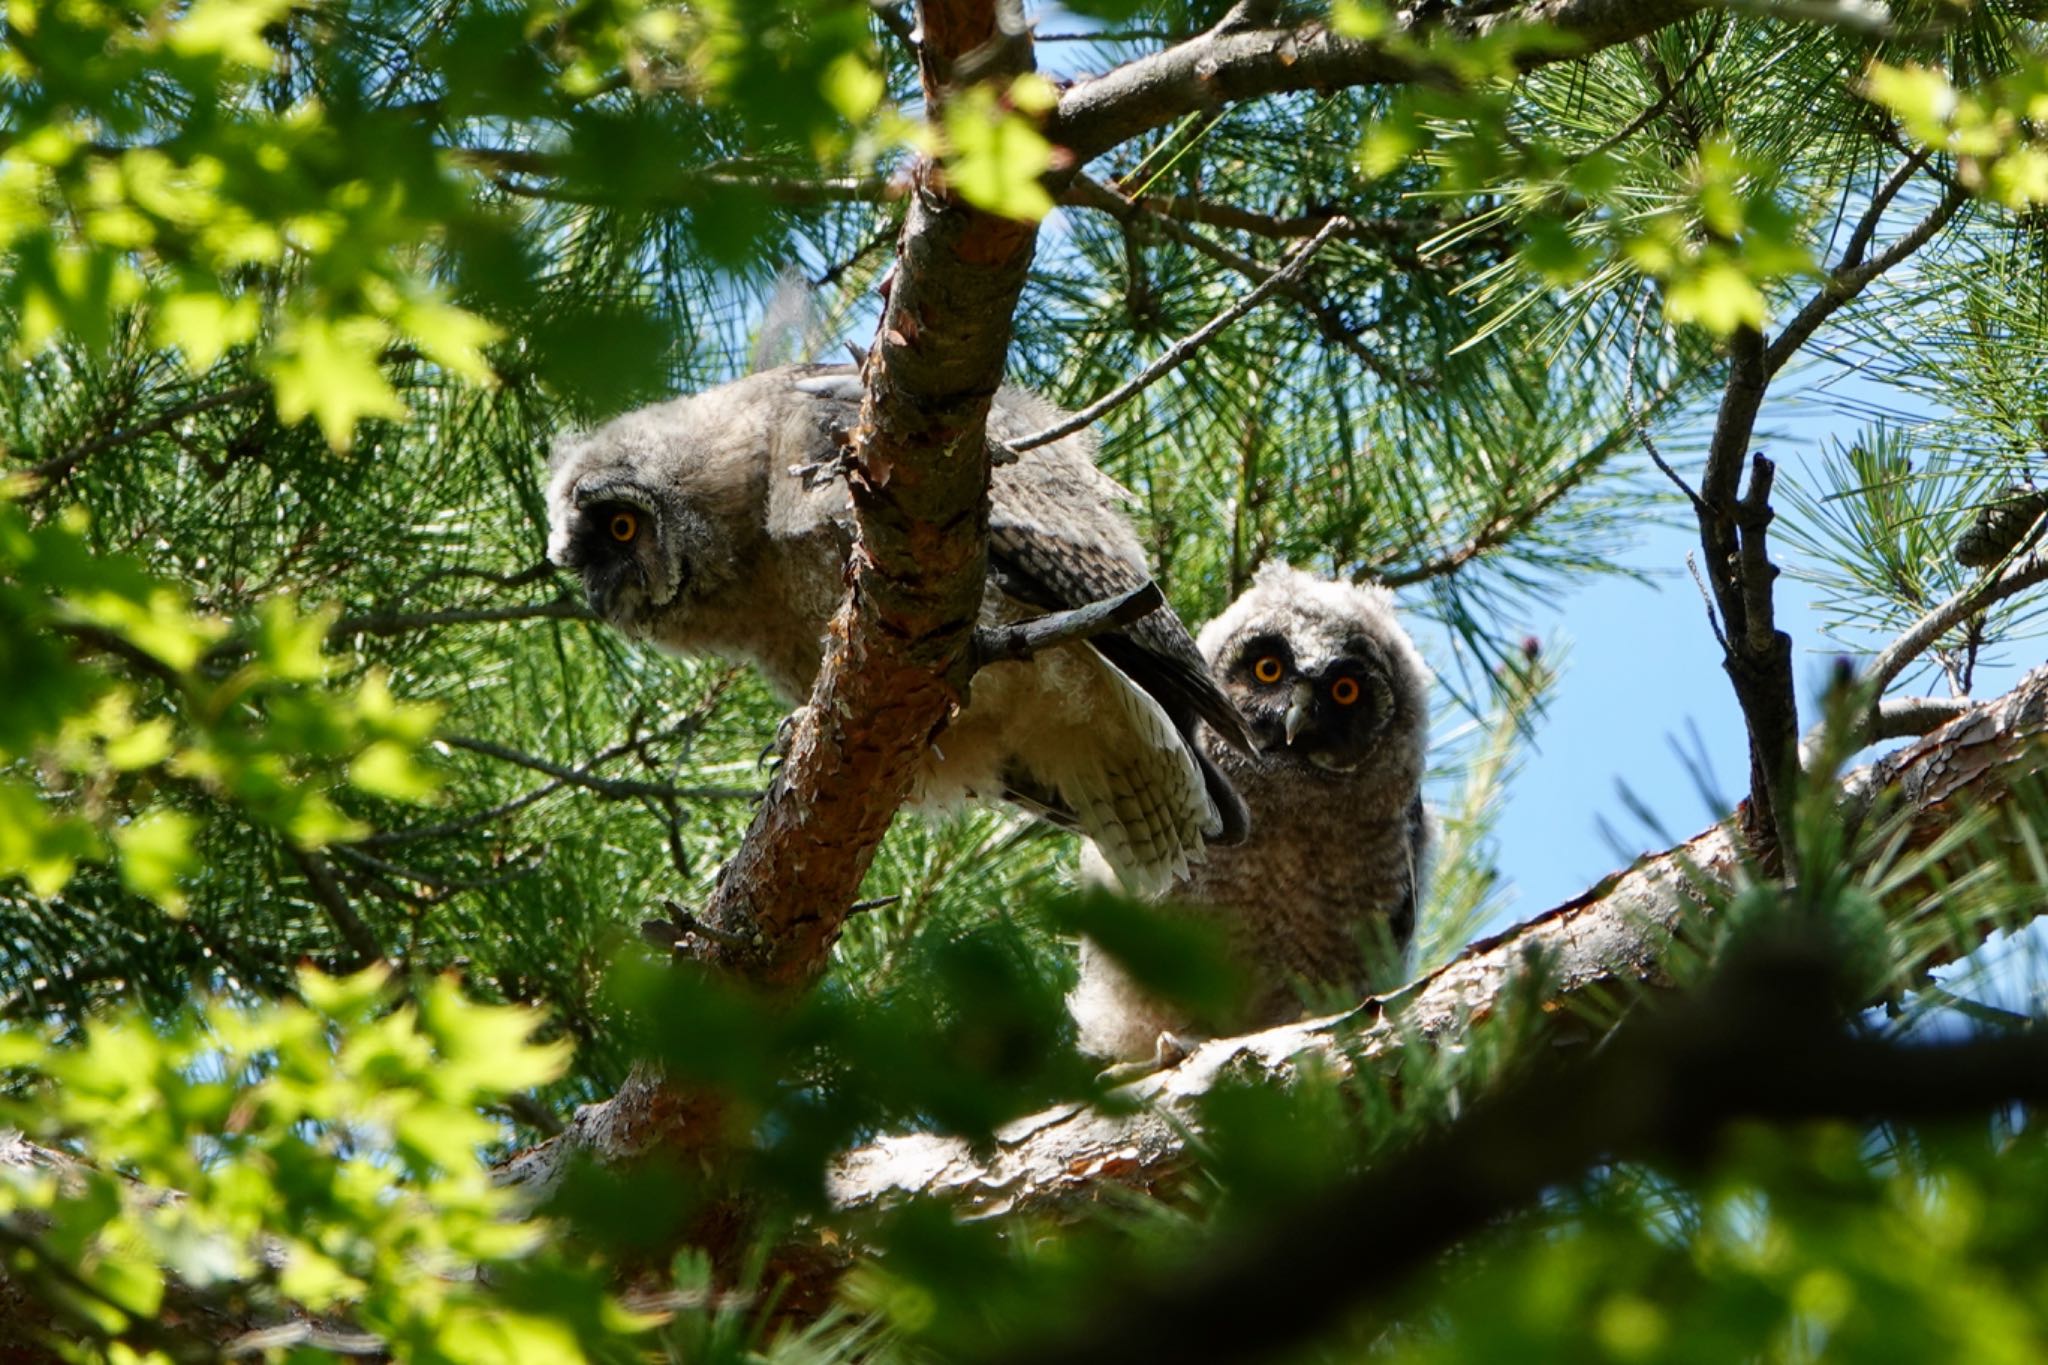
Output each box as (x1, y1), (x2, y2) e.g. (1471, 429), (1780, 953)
(1067, 562), (1432, 1065)
(544, 364), (1251, 897)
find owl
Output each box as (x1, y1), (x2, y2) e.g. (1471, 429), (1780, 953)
(544, 364), (1252, 896)
(1066, 562), (1432, 1066)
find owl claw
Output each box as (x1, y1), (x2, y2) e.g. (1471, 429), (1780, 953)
(1095, 1030), (1201, 1086)
(758, 706), (814, 774)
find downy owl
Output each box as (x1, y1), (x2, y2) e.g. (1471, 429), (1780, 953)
(1067, 562), (1431, 1065)
(544, 364), (1252, 896)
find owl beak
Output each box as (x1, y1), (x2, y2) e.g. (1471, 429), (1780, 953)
(1283, 680), (1314, 746)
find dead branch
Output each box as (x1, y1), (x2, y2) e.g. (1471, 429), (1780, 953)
(972, 582), (1164, 666)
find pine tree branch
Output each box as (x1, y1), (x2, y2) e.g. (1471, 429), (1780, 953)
(1763, 178), (1969, 377)
(826, 661), (2048, 1221)
(438, 735), (759, 804)
(990, 970), (2048, 1365)
(13, 382), (268, 502)
(1047, 1), (1705, 167)
(326, 599), (594, 638)
(1065, 174), (1417, 387)
(674, 0), (1041, 998)
(286, 847), (384, 970)
(1374, 371), (1692, 588)
(1803, 536), (2048, 756)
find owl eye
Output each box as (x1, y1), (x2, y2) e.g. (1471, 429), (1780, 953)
(1252, 656), (1284, 685)
(1331, 676), (1362, 706)
(608, 511), (639, 543)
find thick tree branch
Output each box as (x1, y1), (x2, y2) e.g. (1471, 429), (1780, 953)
(828, 661), (2048, 1219)
(993, 967), (2048, 1365)
(1047, 1), (1705, 168)
(689, 0), (1039, 990)
(509, 0), (1048, 1176)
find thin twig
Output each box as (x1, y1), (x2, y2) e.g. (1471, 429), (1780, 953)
(1686, 552), (1730, 651)
(440, 735), (760, 804)
(327, 598), (594, 638)
(224, 1322), (387, 1358)
(1375, 369), (1692, 588)
(1836, 147), (1932, 273)
(973, 582), (1165, 666)
(1002, 218), (1350, 454)
(1064, 175), (1416, 387)
(645, 898), (754, 953)
(1586, 19), (1722, 159)
(1764, 180), (1969, 377)
(16, 382), (268, 500)
(287, 846), (385, 970)
(1802, 523), (2048, 757)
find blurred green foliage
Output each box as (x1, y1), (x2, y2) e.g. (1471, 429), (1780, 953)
(2, 0), (2048, 1361)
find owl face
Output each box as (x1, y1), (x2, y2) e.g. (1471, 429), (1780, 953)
(1219, 631), (1404, 771)
(1196, 563), (1431, 777)
(544, 395), (751, 640)
(548, 473), (685, 633)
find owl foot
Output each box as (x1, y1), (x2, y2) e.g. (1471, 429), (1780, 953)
(1095, 1030), (1201, 1087)
(758, 705), (815, 773)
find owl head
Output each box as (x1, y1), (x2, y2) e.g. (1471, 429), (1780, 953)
(1196, 563), (1430, 774)
(543, 381), (775, 637)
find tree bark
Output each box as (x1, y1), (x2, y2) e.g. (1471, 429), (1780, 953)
(1048, 0), (1704, 168)
(500, 0), (1044, 1177)
(825, 660), (2048, 1217)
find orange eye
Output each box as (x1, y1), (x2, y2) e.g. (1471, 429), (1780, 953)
(609, 511), (638, 543)
(1331, 676), (1362, 706)
(1253, 656), (1284, 685)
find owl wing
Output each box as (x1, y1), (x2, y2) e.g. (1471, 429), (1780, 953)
(1388, 790), (1430, 953)
(790, 365), (1252, 750)
(987, 524), (1254, 754)
(987, 521), (1251, 847)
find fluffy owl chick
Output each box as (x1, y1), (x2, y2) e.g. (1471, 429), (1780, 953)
(544, 364), (1252, 895)
(1067, 562), (1431, 1065)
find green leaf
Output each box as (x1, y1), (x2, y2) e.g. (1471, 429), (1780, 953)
(1666, 257), (1768, 334)
(1357, 100), (1425, 180)
(1331, 0), (1391, 39)
(943, 83), (1056, 221)
(348, 739), (439, 802)
(1864, 62), (1957, 148)
(397, 295), (501, 385)
(166, 0), (294, 68)
(254, 597), (332, 682)
(114, 808), (200, 914)
(152, 290), (261, 372)
(266, 314), (409, 450)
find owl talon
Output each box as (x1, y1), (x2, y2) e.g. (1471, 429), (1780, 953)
(1095, 1030), (1201, 1086)
(759, 706), (814, 773)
